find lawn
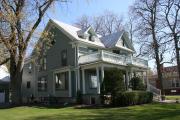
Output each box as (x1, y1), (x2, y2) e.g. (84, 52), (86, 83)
(166, 95), (180, 100)
(0, 103), (180, 120)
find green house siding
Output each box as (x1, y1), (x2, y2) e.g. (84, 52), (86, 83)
(37, 26), (76, 97)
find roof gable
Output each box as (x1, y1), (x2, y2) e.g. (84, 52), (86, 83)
(115, 32), (135, 51)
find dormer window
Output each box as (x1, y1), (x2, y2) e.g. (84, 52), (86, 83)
(89, 35), (96, 42)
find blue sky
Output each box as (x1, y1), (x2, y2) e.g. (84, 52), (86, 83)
(44, 0), (135, 24)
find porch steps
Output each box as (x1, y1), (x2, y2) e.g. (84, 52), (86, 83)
(147, 84), (162, 102)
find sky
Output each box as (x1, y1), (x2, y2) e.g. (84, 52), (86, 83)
(34, 0), (163, 71)
(45, 0), (135, 24)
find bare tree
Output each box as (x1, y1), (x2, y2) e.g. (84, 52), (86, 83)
(75, 11), (124, 36)
(160, 0), (180, 80)
(131, 0), (167, 95)
(0, 0), (67, 104)
(74, 15), (91, 30)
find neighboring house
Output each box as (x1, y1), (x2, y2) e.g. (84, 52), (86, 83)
(149, 66), (180, 95)
(0, 65), (10, 103)
(22, 19), (148, 104)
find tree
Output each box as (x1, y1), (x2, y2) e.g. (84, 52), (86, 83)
(101, 68), (125, 105)
(0, 0), (67, 104)
(160, 0), (180, 80)
(131, 0), (167, 95)
(129, 77), (146, 90)
(75, 11), (124, 36)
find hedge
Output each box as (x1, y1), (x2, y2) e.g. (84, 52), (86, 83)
(114, 91), (153, 106)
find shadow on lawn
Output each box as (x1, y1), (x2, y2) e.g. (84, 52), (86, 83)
(0, 103), (74, 109)
(24, 103), (180, 120)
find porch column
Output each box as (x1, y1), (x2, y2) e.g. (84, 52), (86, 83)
(69, 70), (72, 97)
(146, 71), (149, 85)
(82, 69), (86, 94)
(125, 70), (129, 90)
(101, 65), (104, 83)
(130, 68), (133, 80)
(96, 67), (100, 94)
(141, 71), (145, 84)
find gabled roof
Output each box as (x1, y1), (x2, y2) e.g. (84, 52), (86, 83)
(100, 31), (135, 52)
(32, 19), (135, 55)
(100, 31), (124, 48)
(51, 19), (105, 47)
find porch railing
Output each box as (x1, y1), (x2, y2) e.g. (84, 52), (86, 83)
(78, 50), (148, 68)
(147, 83), (161, 101)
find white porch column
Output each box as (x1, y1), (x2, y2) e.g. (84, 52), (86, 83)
(68, 70), (72, 97)
(126, 70), (129, 89)
(82, 69), (86, 94)
(101, 65), (104, 83)
(96, 67), (100, 94)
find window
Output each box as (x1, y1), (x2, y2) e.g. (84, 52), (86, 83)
(28, 63), (32, 73)
(112, 50), (120, 54)
(39, 57), (47, 71)
(61, 49), (67, 66)
(38, 77), (47, 91)
(90, 75), (97, 88)
(171, 79), (180, 88)
(88, 47), (98, 53)
(27, 81), (31, 89)
(55, 72), (68, 90)
(43, 58), (47, 70)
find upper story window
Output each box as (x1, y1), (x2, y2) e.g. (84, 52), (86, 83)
(113, 50), (120, 54)
(55, 71), (68, 90)
(28, 63), (32, 73)
(38, 77), (47, 91)
(61, 49), (67, 66)
(27, 81), (31, 89)
(39, 57), (47, 71)
(79, 46), (98, 54)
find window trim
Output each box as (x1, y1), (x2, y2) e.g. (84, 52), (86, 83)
(27, 81), (31, 89)
(38, 76), (47, 92)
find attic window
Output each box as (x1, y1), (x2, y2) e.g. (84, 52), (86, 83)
(51, 39), (56, 45)
(122, 38), (125, 47)
(89, 35), (96, 42)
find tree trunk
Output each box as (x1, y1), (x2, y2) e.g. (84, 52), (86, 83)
(10, 55), (23, 105)
(174, 34), (180, 81)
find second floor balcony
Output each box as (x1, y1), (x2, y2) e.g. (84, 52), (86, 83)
(78, 50), (148, 68)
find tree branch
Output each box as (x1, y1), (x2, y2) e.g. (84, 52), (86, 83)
(0, 58), (10, 65)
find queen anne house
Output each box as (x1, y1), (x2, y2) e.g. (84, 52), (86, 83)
(22, 19), (149, 104)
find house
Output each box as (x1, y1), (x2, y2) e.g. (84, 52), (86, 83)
(149, 66), (180, 95)
(22, 19), (148, 104)
(0, 65), (10, 103)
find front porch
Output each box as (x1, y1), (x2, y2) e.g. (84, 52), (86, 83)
(78, 62), (148, 104)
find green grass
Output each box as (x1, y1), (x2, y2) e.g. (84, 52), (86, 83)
(0, 103), (180, 120)
(166, 95), (180, 100)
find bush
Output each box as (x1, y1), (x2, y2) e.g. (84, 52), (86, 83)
(129, 77), (146, 90)
(76, 90), (83, 104)
(114, 91), (153, 106)
(101, 68), (126, 105)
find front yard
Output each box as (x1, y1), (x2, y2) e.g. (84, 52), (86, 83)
(0, 103), (180, 120)
(166, 95), (180, 100)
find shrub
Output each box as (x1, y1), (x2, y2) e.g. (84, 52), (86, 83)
(101, 68), (126, 105)
(114, 91), (153, 106)
(129, 77), (146, 90)
(76, 90), (83, 104)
